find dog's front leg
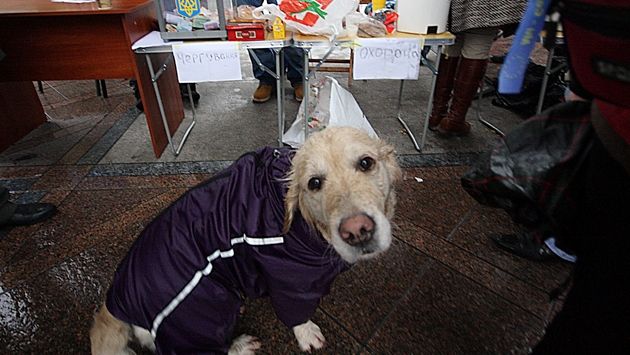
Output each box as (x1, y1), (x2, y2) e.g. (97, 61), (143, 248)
(292, 320), (325, 352)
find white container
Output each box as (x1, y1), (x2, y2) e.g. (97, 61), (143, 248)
(396, 0), (451, 35)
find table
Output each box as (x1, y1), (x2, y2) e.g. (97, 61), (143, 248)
(293, 31), (455, 151)
(133, 31), (292, 154)
(0, 0), (183, 157)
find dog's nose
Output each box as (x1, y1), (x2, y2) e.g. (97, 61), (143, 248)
(339, 214), (374, 246)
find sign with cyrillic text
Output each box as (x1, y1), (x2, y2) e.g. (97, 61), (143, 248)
(173, 42), (242, 83)
(353, 38), (423, 80)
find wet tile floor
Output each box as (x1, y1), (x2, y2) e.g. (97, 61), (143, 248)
(0, 79), (572, 354)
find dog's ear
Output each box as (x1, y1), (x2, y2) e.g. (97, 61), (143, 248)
(379, 139), (402, 219)
(283, 171), (299, 234)
(379, 139), (402, 186)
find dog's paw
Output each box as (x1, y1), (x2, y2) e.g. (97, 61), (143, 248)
(132, 326), (155, 352)
(292, 320), (325, 352)
(228, 334), (261, 355)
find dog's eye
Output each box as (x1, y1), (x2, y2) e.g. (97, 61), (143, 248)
(358, 157), (375, 172)
(307, 177), (323, 191)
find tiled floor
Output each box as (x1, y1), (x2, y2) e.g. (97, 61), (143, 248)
(0, 45), (572, 354)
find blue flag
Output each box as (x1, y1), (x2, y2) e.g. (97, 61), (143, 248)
(498, 0), (554, 94)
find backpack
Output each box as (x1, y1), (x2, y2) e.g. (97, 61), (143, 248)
(556, 0), (630, 108)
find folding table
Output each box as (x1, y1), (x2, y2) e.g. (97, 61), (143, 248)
(292, 31), (455, 151)
(133, 31), (292, 156)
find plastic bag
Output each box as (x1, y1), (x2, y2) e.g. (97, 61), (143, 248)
(344, 11), (387, 38)
(357, 17), (388, 37)
(461, 101), (594, 237)
(282, 76), (377, 147)
(492, 59), (567, 116)
(253, 0), (360, 38)
(369, 8), (398, 34)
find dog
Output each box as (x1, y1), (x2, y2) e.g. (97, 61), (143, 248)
(90, 126), (402, 354)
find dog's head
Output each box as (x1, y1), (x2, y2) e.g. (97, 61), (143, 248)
(283, 126), (402, 263)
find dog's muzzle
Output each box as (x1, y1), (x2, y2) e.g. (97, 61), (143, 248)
(339, 213), (375, 247)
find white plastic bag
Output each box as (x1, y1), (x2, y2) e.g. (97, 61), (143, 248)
(282, 76), (377, 147)
(253, 0), (359, 38)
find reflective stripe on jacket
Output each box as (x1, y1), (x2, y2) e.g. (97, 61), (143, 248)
(106, 147), (349, 354)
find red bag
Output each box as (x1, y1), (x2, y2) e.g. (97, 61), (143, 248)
(253, 0), (360, 38)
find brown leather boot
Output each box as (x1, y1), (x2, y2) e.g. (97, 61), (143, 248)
(293, 83), (303, 102)
(253, 84), (273, 103)
(438, 57), (488, 136)
(429, 54), (459, 130)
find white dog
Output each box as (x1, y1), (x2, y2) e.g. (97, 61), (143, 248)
(90, 126), (402, 354)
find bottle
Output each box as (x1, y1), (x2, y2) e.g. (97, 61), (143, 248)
(372, 0), (386, 11)
(273, 17), (285, 39)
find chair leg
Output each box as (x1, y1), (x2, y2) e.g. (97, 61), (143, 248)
(476, 62), (505, 137)
(100, 80), (108, 98)
(95, 80), (108, 98)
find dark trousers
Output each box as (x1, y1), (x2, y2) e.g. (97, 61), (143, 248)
(248, 46), (304, 87)
(533, 135), (630, 353)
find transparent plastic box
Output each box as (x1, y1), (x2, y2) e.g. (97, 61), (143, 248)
(154, 0), (237, 41)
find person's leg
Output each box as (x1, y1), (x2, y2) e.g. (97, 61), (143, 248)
(283, 46), (304, 86)
(429, 54), (459, 129)
(427, 33), (464, 129)
(249, 48), (277, 85)
(533, 136), (630, 353)
(249, 48), (277, 103)
(282, 46), (305, 101)
(445, 33), (464, 58)
(438, 27), (496, 136)
(180, 83), (200, 104)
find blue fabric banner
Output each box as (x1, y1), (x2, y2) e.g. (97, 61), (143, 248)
(498, 0), (553, 94)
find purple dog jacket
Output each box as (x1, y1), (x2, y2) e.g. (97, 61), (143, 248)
(106, 147), (349, 355)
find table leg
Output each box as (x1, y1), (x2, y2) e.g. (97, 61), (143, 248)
(145, 54), (196, 157)
(0, 82), (46, 152)
(248, 49), (285, 146)
(476, 69), (505, 137)
(537, 45), (555, 114)
(396, 80), (421, 151)
(302, 47), (312, 142)
(395, 45), (443, 152)
(276, 48), (286, 146)
(135, 52), (184, 158)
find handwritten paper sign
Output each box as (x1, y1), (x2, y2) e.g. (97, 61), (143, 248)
(353, 38), (423, 80)
(173, 42), (242, 83)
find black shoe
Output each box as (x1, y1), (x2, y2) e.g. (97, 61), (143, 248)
(135, 99), (144, 111)
(180, 83), (200, 104)
(490, 233), (559, 262)
(6, 203), (56, 226)
(129, 79), (144, 111)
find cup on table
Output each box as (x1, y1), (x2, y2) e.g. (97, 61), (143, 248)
(97, 0), (113, 9)
(345, 13), (362, 38)
(346, 24), (358, 38)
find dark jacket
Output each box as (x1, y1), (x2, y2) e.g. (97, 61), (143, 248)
(106, 147), (349, 355)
